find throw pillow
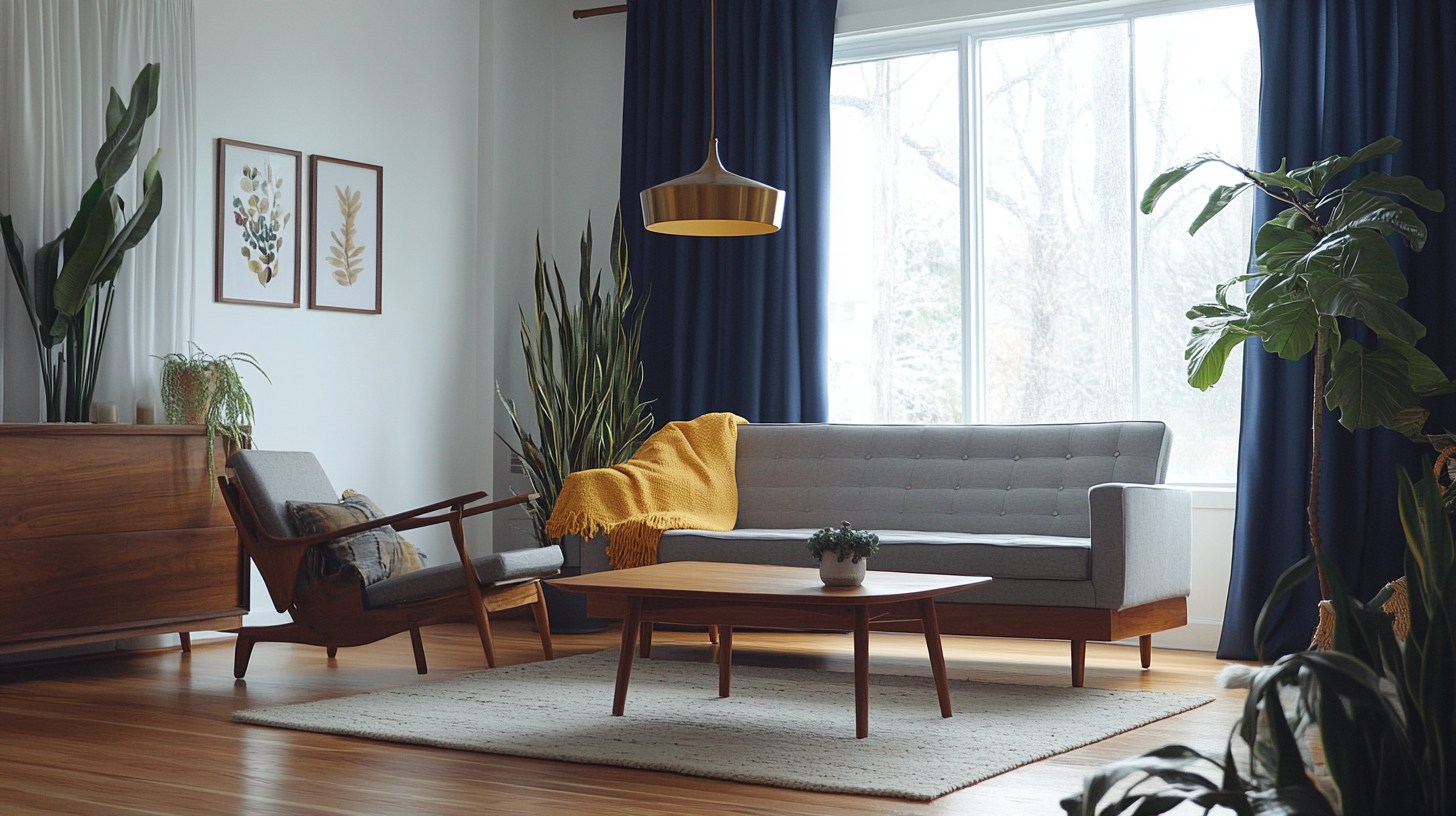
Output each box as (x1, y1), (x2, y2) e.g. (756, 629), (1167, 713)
(288, 490), (427, 587)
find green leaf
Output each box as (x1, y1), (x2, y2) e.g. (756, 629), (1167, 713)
(1254, 556), (1317, 661)
(50, 196), (115, 329)
(1253, 223), (1316, 275)
(1304, 136), (1403, 193)
(1247, 158), (1314, 194)
(94, 167), (163, 284)
(1345, 171), (1445, 212)
(1141, 157), (1219, 214)
(1328, 190), (1429, 251)
(1378, 333), (1448, 388)
(1186, 303), (1252, 390)
(1247, 293), (1318, 361)
(1325, 339), (1419, 431)
(1305, 233), (1424, 343)
(33, 237), (63, 348)
(104, 88), (125, 138)
(94, 64), (158, 191)
(1189, 182), (1253, 235)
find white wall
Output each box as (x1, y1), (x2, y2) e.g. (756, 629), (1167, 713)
(490, 0), (627, 553)
(194, 0), (488, 625)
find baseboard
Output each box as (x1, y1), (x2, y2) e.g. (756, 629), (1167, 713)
(1116, 619), (1222, 652)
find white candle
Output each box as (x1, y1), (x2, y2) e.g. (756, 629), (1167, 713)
(95, 402), (118, 424)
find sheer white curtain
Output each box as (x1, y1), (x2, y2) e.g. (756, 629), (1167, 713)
(0, 0), (194, 422)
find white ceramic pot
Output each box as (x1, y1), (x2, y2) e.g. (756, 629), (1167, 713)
(818, 553), (867, 587)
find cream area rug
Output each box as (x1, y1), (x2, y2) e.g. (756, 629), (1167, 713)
(233, 650), (1211, 801)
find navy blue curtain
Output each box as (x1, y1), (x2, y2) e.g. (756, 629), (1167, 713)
(1221, 1), (1456, 659)
(619, 0), (835, 424)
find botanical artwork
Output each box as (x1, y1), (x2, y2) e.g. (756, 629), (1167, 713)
(328, 185), (365, 286)
(215, 139), (301, 307)
(309, 155), (382, 313)
(233, 163), (292, 286)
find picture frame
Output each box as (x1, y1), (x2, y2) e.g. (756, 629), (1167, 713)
(309, 155), (383, 314)
(214, 139), (302, 307)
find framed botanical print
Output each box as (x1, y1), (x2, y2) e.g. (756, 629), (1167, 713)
(309, 155), (383, 314)
(215, 139), (302, 307)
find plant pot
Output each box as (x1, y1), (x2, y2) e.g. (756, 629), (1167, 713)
(540, 565), (610, 633)
(818, 554), (867, 587)
(166, 367), (217, 424)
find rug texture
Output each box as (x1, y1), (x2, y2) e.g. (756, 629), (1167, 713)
(233, 650), (1211, 801)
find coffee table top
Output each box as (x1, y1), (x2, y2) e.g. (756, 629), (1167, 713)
(549, 561), (990, 605)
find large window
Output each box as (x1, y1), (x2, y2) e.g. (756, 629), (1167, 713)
(829, 3), (1259, 484)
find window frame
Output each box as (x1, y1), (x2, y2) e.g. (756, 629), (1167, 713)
(829, 0), (1256, 487)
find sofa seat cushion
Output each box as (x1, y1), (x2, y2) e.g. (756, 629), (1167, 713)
(657, 528), (1089, 581)
(363, 545), (564, 609)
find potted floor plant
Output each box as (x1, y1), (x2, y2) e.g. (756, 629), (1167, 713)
(158, 343), (268, 489)
(1062, 464), (1454, 816)
(1141, 136), (1449, 642)
(499, 206), (654, 632)
(808, 522), (880, 587)
(1, 63), (165, 422)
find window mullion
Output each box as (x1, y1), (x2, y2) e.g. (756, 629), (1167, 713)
(1126, 21), (1142, 421)
(963, 34), (984, 424)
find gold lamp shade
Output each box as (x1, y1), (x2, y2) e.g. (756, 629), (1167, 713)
(641, 138), (785, 236)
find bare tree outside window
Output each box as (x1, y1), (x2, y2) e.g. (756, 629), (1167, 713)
(826, 4), (1259, 483)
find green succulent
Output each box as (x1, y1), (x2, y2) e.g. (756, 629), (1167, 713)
(808, 522), (881, 564)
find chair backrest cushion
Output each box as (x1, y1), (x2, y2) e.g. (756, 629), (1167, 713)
(287, 490), (426, 587)
(734, 421), (1172, 538)
(228, 450), (338, 538)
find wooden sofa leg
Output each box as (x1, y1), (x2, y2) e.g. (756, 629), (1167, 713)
(1140, 634), (1152, 669)
(234, 635), (256, 679)
(179, 632), (192, 653)
(531, 582), (554, 660)
(1071, 640), (1086, 687)
(707, 625), (719, 644)
(326, 646), (338, 658)
(409, 626), (428, 674)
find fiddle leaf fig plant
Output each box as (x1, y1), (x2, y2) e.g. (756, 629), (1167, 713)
(1142, 136), (1449, 600)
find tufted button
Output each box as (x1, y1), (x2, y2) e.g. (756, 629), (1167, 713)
(1065, 453), (1072, 460)
(1006, 485), (1012, 491)
(1052, 510), (1059, 516)
(1113, 451), (1120, 457)
(819, 454), (825, 459)
(961, 454), (969, 460)
(1013, 454), (1020, 461)
(999, 510), (1006, 516)
(953, 485), (961, 490)
(866, 454), (873, 460)
(1058, 485), (1064, 491)
(905, 485), (912, 490)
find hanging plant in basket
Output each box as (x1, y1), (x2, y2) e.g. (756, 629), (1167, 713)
(158, 343), (269, 489)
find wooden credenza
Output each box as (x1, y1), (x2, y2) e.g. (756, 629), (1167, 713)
(0, 424), (248, 655)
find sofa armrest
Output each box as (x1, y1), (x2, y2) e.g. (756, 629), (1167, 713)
(1088, 483), (1191, 610)
(572, 534), (613, 574)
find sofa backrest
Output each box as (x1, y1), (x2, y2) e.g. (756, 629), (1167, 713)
(733, 422), (1171, 538)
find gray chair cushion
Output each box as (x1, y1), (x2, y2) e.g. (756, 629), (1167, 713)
(228, 450), (338, 538)
(363, 545), (564, 609)
(658, 528), (1090, 581)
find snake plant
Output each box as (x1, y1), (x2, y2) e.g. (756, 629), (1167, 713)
(499, 207), (654, 546)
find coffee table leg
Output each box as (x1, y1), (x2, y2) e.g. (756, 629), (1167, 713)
(613, 596), (642, 716)
(919, 597), (952, 718)
(718, 625), (733, 697)
(854, 605), (869, 739)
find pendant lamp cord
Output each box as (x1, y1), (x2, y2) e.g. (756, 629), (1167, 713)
(708, 0), (716, 146)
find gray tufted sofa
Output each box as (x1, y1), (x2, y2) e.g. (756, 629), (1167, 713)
(579, 421), (1191, 686)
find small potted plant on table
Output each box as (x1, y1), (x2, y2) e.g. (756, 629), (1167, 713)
(808, 522), (880, 587)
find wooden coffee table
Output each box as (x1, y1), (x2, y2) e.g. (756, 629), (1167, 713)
(549, 561), (990, 738)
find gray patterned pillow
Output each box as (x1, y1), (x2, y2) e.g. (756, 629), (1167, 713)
(288, 490), (426, 587)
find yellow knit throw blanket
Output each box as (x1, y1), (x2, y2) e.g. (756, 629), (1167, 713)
(545, 412), (748, 569)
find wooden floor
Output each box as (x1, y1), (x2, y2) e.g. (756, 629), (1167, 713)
(0, 620), (1248, 815)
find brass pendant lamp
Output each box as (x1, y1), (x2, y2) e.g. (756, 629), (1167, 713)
(640, 0), (784, 236)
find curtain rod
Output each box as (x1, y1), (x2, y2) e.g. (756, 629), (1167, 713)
(573, 4), (626, 19)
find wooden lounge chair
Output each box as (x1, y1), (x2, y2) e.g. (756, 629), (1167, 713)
(219, 450), (561, 678)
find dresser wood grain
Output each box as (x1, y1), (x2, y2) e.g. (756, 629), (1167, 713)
(0, 424), (247, 655)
